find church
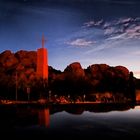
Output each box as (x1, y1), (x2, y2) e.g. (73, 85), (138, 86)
(36, 35), (48, 80)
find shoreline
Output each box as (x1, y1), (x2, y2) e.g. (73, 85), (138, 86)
(0, 100), (138, 106)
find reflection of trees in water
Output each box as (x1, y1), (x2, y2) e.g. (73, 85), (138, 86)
(50, 103), (135, 115)
(0, 103), (136, 128)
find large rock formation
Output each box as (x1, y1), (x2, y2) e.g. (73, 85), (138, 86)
(0, 50), (18, 71)
(15, 50), (37, 69)
(0, 50), (134, 100)
(64, 62), (85, 80)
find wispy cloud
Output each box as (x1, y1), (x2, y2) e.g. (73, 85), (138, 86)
(66, 38), (95, 47)
(83, 19), (103, 28)
(124, 25), (140, 39)
(77, 17), (140, 57)
(58, 16), (140, 57)
(84, 38), (123, 54)
(84, 17), (140, 40)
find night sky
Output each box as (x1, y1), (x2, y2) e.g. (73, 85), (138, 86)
(1, 0), (140, 78)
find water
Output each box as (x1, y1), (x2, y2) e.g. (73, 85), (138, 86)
(0, 103), (140, 139)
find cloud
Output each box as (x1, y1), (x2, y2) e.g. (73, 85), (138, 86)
(59, 16), (140, 55)
(124, 25), (140, 39)
(83, 19), (103, 28)
(84, 38), (122, 54)
(106, 34), (126, 40)
(104, 27), (116, 35)
(84, 17), (140, 41)
(116, 17), (133, 25)
(66, 38), (95, 47)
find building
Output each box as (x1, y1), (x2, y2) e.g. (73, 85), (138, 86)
(36, 35), (48, 80)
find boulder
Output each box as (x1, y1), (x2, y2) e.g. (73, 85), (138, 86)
(0, 50), (18, 68)
(15, 50), (37, 68)
(64, 62), (85, 78)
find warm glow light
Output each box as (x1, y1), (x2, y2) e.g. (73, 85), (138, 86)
(134, 71), (140, 79)
(135, 106), (140, 109)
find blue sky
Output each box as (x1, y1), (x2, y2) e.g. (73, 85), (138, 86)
(1, 0), (140, 78)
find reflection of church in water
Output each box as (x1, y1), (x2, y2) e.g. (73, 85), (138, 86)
(38, 108), (50, 128)
(15, 107), (50, 128)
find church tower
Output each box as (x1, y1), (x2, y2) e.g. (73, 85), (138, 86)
(36, 35), (48, 80)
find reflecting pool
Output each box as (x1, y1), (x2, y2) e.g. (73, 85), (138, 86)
(0, 103), (140, 139)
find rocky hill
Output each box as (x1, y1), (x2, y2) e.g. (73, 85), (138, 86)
(0, 50), (135, 100)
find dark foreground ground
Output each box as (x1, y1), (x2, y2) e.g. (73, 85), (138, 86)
(1, 127), (140, 140)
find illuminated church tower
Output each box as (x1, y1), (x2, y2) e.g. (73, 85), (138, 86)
(36, 35), (48, 80)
